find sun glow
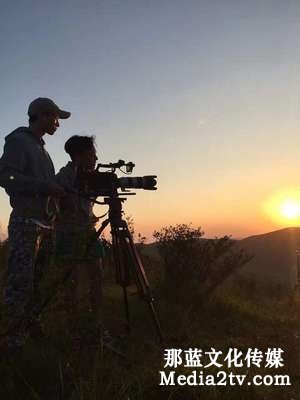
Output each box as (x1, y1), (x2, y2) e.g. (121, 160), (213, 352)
(280, 200), (300, 219)
(263, 189), (300, 225)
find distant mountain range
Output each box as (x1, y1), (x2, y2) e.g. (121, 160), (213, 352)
(0, 224), (299, 288)
(234, 227), (300, 288)
(143, 227), (300, 289)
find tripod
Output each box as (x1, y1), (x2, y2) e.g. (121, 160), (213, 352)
(90, 193), (163, 343)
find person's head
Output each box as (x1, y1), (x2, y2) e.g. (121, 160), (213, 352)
(28, 98), (71, 135)
(64, 135), (97, 170)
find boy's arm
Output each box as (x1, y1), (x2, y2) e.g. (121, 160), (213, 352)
(0, 138), (64, 196)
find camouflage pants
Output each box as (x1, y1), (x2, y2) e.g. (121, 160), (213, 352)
(3, 217), (55, 344)
(55, 226), (104, 329)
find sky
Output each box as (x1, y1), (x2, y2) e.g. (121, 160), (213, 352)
(1, 0), (300, 240)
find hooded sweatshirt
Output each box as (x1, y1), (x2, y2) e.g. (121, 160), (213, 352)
(0, 127), (57, 221)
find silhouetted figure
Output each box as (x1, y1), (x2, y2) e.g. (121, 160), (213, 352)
(0, 97), (70, 352)
(55, 136), (105, 337)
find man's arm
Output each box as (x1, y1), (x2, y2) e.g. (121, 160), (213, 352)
(0, 138), (64, 196)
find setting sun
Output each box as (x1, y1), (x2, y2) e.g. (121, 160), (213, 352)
(263, 189), (300, 226)
(279, 200), (300, 220)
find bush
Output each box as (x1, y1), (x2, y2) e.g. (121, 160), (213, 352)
(153, 224), (252, 299)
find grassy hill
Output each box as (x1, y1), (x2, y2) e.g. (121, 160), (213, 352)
(144, 227), (300, 291)
(235, 227), (300, 289)
(0, 230), (300, 399)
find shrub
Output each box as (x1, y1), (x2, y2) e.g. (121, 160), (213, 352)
(153, 224), (252, 298)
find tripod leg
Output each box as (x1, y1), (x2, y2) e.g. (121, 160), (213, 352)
(111, 231), (131, 334)
(117, 227), (163, 343)
(128, 239), (163, 343)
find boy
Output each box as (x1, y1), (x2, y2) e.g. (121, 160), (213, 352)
(55, 136), (104, 335)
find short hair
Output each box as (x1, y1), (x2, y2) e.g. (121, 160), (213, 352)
(64, 135), (95, 159)
(28, 115), (38, 124)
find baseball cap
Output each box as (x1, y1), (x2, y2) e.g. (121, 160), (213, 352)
(28, 98), (71, 119)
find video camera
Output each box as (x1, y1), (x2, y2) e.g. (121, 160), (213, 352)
(77, 159), (157, 197)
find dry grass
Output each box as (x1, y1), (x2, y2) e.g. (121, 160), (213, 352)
(0, 246), (299, 399)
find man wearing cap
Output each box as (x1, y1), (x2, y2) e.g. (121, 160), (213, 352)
(0, 97), (70, 351)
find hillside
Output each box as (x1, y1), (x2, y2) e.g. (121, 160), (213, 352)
(142, 227), (300, 290)
(235, 227), (300, 288)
